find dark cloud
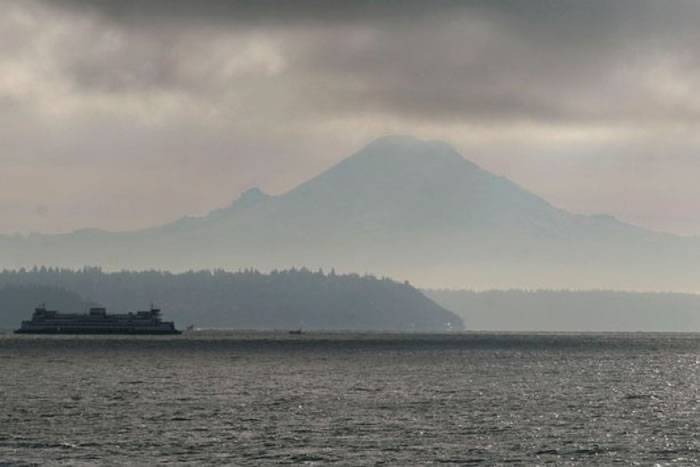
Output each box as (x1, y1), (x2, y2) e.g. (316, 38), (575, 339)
(49, 0), (700, 46)
(50, 0), (459, 26)
(277, 1), (700, 125)
(46, 0), (667, 28)
(37, 0), (700, 125)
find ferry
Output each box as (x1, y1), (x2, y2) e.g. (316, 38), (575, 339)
(14, 305), (181, 335)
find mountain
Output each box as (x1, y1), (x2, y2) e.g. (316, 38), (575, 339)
(3, 135), (700, 290)
(0, 268), (462, 332)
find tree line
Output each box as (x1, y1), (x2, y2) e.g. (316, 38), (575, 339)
(0, 267), (461, 331)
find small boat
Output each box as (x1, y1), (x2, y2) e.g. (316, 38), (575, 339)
(288, 329), (303, 335)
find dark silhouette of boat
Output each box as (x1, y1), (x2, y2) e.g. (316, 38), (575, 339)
(14, 305), (181, 335)
(288, 329), (303, 335)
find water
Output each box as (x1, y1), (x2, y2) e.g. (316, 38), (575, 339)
(1, 332), (698, 465)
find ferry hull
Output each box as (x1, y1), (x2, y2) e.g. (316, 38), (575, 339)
(14, 327), (182, 335)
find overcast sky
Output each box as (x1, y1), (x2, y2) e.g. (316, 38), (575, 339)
(2, 0), (700, 235)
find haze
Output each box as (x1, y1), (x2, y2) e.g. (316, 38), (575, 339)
(2, 0), (700, 236)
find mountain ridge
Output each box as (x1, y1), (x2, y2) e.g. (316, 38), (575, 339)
(3, 135), (699, 290)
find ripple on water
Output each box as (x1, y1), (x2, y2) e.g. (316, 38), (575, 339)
(0, 332), (698, 464)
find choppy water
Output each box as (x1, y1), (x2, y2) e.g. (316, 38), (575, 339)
(0, 332), (698, 465)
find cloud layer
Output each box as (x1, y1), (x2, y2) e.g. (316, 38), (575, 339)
(1, 0), (700, 235)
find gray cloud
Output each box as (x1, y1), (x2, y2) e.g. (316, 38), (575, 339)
(51, 0), (461, 26)
(1, 0), (700, 235)
(35, 0), (700, 125)
(289, 1), (700, 125)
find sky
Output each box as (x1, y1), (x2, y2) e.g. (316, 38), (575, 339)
(1, 0), (700, 236)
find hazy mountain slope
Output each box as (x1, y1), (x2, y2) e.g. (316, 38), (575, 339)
(3, 135), (700, 290)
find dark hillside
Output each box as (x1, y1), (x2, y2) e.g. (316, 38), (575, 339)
(0, 268), (461, 331)
(0, 286), (95, 330)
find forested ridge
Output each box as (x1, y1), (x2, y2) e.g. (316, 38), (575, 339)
(0, 267), (461, 331)
(426, 289), (700, 332)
